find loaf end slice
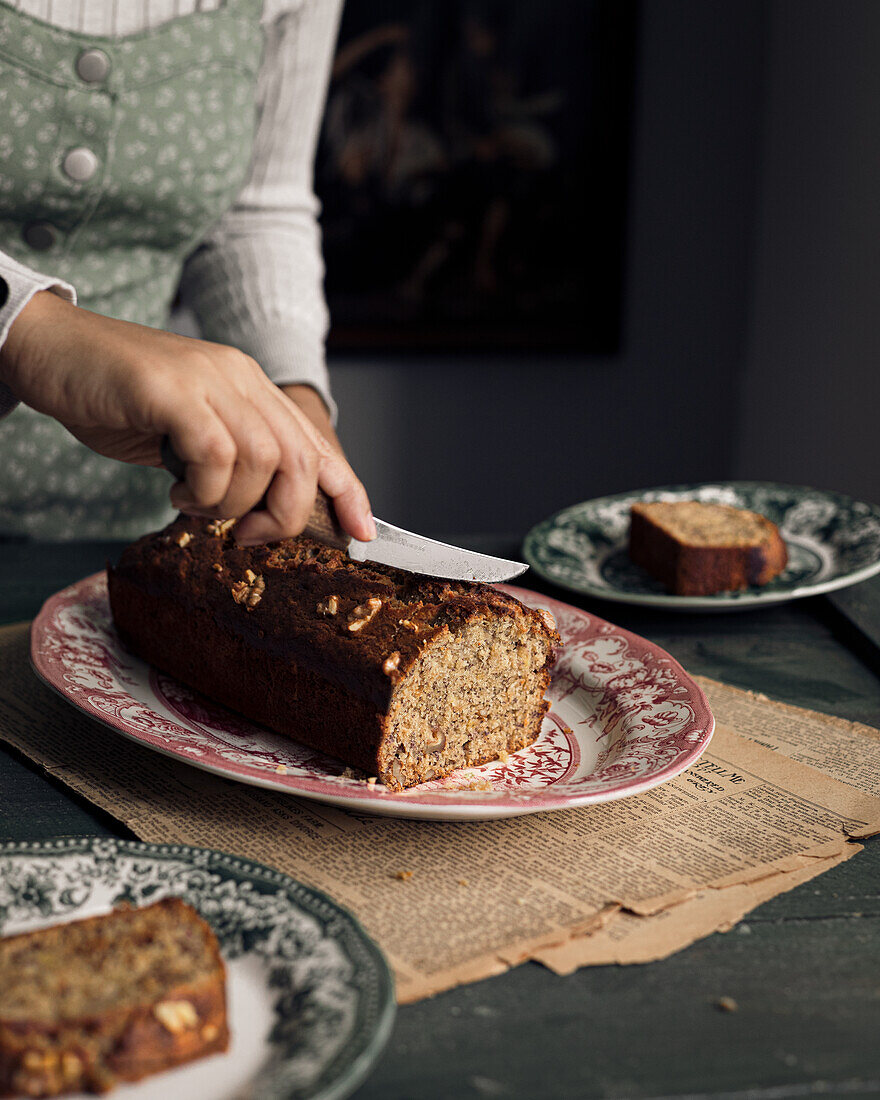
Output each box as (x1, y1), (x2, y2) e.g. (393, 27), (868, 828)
(0, 897), (228, 1097)
(628, 500), (788, 596)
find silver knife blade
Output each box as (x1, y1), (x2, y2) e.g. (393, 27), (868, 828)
(349, 519), (528, 583)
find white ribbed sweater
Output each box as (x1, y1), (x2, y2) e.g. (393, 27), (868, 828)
(0, 0), (341, 418)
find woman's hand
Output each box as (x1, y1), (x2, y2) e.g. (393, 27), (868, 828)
(0, 291), (375, 546)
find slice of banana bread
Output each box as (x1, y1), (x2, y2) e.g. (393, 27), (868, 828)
(0, 897), (228, 1097)
(108, 517), (560, 791)
(628, 500), (788, 596)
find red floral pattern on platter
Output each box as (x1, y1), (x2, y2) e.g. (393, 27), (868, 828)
(30, 574), (714, 819)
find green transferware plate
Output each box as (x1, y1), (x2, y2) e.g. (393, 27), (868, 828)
(523, 482), (880, 611)
(0, 838), (395, 1100)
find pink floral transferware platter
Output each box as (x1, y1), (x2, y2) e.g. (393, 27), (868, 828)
(30, 574), (714, 821)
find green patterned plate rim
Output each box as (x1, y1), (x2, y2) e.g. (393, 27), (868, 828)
(0, 837), (395, 1100)
(523, 482), (880, 610)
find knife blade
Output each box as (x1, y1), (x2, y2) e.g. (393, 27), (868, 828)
(160, 437), (527, 582)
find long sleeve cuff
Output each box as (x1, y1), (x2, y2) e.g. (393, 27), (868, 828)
(0, 252), (76, 419)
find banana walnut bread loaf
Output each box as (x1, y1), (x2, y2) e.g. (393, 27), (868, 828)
(0, 898), (227, 1097)
(629, 500), (788, 596)
(108, 516), (560, 790)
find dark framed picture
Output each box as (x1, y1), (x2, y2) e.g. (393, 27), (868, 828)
(316, 0), (636, 353)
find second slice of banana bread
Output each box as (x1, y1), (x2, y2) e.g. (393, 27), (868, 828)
(629, 500), (788, 596)
(0, 897), (227, 1097)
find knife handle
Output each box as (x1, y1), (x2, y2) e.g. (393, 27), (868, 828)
(160, 435), (349, 549)
(303, 489), (350, 550)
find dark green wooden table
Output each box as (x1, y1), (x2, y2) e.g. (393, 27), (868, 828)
(2, 539), (879, 1100)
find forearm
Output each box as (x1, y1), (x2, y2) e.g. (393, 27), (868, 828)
(0, 290), (77, 409)
(0, 253), (77, 418)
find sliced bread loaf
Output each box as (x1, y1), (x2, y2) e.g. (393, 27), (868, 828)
(108, 517), (560, 791)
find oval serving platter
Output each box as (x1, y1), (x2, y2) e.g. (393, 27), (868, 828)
(0, 838), (395, 1100)
(31, 574), (714, 822)
(524, 481), (880, 611)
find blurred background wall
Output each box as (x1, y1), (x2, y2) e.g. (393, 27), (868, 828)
(734, 0), (880, 503)
(331, 0), (772, 537)
(175, 1), (878, 537)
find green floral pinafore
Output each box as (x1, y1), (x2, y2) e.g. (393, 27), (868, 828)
(0, 0), (263, 538)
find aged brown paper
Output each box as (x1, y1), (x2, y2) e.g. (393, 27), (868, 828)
(534, 675), (880, 974)
(1, 623), (879, 1002)
(532, 849), (856, 972)
(695, 674), (880, 794)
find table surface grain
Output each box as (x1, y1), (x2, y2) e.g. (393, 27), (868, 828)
(1, 539), (879, 1100)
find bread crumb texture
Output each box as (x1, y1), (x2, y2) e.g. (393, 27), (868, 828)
(632, 501), (781, 545)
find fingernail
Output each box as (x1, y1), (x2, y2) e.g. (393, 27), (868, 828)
(367, 513), (378, 540)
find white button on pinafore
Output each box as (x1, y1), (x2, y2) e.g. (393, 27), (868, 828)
(62, 147), (99, 182)
(75, 48), (111, 84)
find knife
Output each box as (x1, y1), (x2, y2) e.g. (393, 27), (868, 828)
(160, 437), (527, 583)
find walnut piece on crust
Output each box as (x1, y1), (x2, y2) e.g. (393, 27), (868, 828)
(231, 573), (266, 610)
(153, 1000), (199, 1034)
(347, 597), (382, 632)
(206, 518), (236, 538)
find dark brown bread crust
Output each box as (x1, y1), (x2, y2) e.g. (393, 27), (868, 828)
(0, 898), (227, 1097)
(107, 516), (559, 790)
(629, 503), (788, 596)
